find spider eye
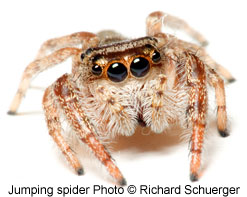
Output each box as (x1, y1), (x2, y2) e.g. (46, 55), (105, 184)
(92, 55), (102, 62)
(130, 57), (150, 77)
(92, 65), (102, 76)
(80, 53), (85, 61)
(107, 63), (127, 82)
(145, 44), (153, 49)
(85, 48), (93, 55)
(152, 50), (161, 63)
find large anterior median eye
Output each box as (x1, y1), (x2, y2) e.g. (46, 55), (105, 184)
(107, 62), (127, 82)
(130, 57), (150, 77)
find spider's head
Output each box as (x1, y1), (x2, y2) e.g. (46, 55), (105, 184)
(76, 37), (163, 84)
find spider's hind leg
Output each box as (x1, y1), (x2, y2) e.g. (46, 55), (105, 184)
(97, 30), (126, 45)
(146, 11), (235, 83)
(146, 11), (208, 47)
(205, 59), (235, 84)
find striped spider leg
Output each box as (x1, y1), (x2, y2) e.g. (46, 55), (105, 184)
(43, 74), (126, 185)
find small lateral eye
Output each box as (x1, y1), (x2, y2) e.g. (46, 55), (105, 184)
(152, 50), (161, 63)
(80, 53), (85, 61)
(107, 62), (127, 82)
(92, 64), (102, 76)
(130, 57), (150, 77)
(92, 55), (102, 62)
(85, 48), (93, 55)
(145, 44), (153, 49)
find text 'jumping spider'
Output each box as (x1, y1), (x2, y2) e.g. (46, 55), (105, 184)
(9, 11), (234, 185)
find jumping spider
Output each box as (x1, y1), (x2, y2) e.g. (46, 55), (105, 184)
(8, 11), (234, 185)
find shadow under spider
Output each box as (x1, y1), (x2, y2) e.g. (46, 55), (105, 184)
(110, 126), (187, 154)
(109, 120), (219, 161)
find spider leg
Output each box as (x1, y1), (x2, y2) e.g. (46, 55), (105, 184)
(8, 47), (81, 115)
(146, 11), (208, 47)
(146, 11), (235, 83)
(43, 86), (83, 174)
(206, 66), (228, 137)
(190, 45), (235, 83)
(179, 41), (235, 83)
(97, 30), (126, 45)
(185, 53), (208, 181)
(53, 74), (126, 185)
(205, 60), (235, 83)
(36, 32), (99, 59)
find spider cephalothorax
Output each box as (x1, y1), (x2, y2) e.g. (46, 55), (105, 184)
(9, 11), (234, 185)
(78, 36), (162, 83)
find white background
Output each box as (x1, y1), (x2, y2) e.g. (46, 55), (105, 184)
(0, 0), (247, 196)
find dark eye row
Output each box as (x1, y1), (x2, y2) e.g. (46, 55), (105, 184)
(91, 50), (160, 82)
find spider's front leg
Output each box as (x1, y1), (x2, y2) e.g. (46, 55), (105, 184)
(43, 86), (83, 174)
(185, 53), (208, 181)
(50, 74), (126, 185)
